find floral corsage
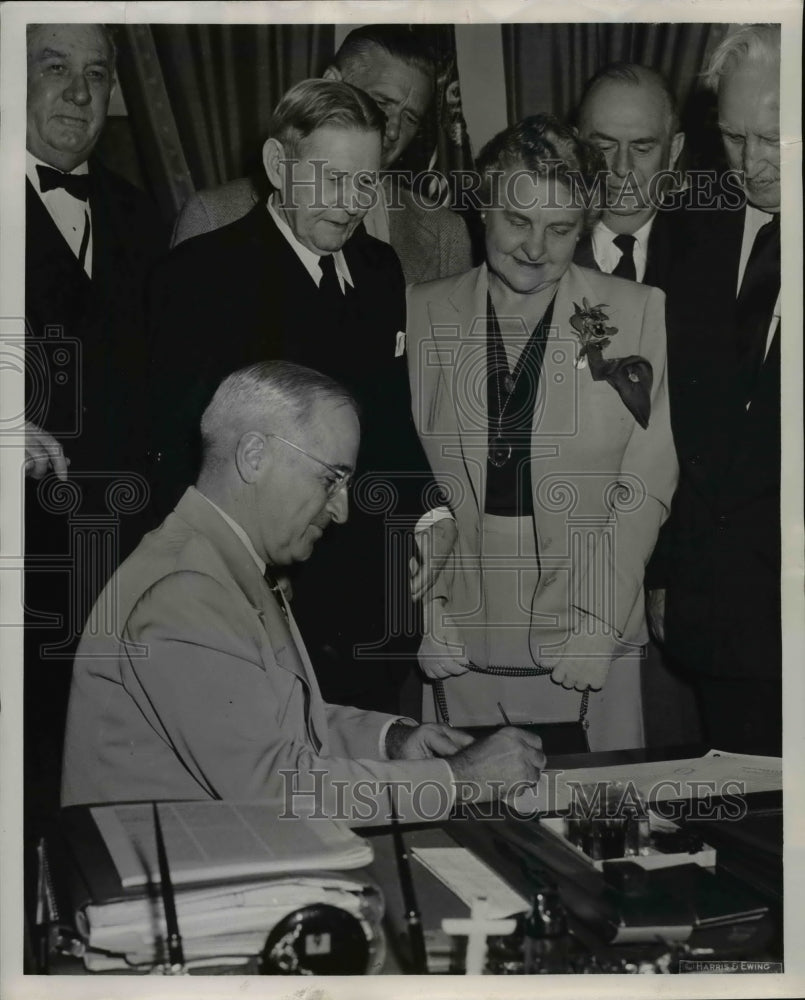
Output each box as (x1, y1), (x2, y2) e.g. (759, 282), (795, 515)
(570, 298), (653, 429)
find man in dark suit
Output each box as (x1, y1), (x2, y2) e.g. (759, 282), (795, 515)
(24, 23), (166, 829)
(652, 25), (782, 755)
(575, 63), (686, 292)
(171, 25), (473, 284)
(148, 79), (455, 713)
(575, 63), (700, 747)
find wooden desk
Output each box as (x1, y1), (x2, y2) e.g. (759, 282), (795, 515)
(366, 745), (783, 974)
(37, 746), (782, 976)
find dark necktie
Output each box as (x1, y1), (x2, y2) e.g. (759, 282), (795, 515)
(736, 215), (780, 388)
(318, 254), (343, 303)
(611, 233), (637, 281)
(36, 164), (90, 201)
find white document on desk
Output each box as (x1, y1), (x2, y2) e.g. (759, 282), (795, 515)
(411, 847), (530, 918)
(512, 749), (782, 815)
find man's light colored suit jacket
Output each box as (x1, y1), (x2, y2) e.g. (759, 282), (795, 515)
(406, 263), (678, 665)
(171, 176), (473, 284)
(61, 487), (453, 820)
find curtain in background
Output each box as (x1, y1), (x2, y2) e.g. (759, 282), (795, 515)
(116, 24), (334, 219)
(502, 22), (730, 170)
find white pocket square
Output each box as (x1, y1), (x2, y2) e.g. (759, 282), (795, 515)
(395, 331), (406, 357)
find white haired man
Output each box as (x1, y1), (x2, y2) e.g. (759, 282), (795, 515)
(62, 362), (545, 816)
(651, 24), (782, 754)
(148, 79), (458, 717)
(170, 24), (472, 283)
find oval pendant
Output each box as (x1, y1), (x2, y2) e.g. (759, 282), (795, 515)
(503, 374), (516, 395)
(488, 437), (512, 468)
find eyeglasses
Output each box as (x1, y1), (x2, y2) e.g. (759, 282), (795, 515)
(266, 433), (352, 498)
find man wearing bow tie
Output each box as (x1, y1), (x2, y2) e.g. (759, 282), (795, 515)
(24, 23), (166, 815)
(650, 25), (783, 755)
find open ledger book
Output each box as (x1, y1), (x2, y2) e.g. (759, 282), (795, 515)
(94, 800), (372, 887)
(55, 801), (379, 970)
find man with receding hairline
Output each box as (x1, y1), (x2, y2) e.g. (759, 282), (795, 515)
(149, 78), (457, 716)
(62, 361), (546, 814)
(575, 62), (686, 291)
(24, 22), (166, 819)
(171, 24), (472, 283)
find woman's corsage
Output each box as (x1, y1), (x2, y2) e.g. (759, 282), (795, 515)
(570, 298), (653, 429)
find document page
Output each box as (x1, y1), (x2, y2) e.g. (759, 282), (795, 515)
(513, 751), (783, 815)
(91, 801), (373, 888)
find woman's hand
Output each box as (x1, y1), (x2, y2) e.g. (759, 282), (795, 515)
(542, 625), (615, 691)
(549, 655), (612, 692)
(418, 597), (469, 679)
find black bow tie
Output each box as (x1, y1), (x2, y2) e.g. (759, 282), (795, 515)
(36, 164), (90, 201)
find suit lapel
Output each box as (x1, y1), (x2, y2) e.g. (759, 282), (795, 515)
(25, 179), (90, 292)
(644, 211), (672, 291)
(529, 265), (595, 493)
(573, 232), (600, 272)
(390, 187), (439, 281)
(428, 266), (489, 515)
(172, 489), (312, 689)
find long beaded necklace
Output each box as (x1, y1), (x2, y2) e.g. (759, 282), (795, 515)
(488, 294), (555, 468)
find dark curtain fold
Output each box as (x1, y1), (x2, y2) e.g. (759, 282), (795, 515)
(117, 24), (334, 216)
(502, 22), (730, 170)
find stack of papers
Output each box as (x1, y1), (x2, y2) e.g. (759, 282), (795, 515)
(79, 874), (377, 971)
(69, 801), (378, 971)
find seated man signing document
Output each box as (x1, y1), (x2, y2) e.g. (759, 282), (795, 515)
(61, 362), (545, 821)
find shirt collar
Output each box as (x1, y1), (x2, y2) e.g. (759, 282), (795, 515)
(594, 214), (655, 254)
(267, 195), (354, 291)
(745, 203), (775, 230)
(26, 151), (89, 192)
(196, 490), (266, 576)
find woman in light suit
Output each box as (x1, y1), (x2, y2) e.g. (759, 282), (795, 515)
(406, 115), (678, 750)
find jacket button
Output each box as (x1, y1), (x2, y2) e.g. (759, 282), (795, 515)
(689, 454), (700, 465)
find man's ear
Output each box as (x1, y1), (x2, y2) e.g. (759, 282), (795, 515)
(669, 131), (686, 171)
(236, 431), (267, 484)
(262, 137), (285, 189)
(322, 65), (342, 82)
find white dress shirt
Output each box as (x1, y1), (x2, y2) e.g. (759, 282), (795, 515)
(26, 152), (93, 277)
(267, 196), (354, 292)
(590, 215), (655, 283)
(265, 194), (454, 541)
